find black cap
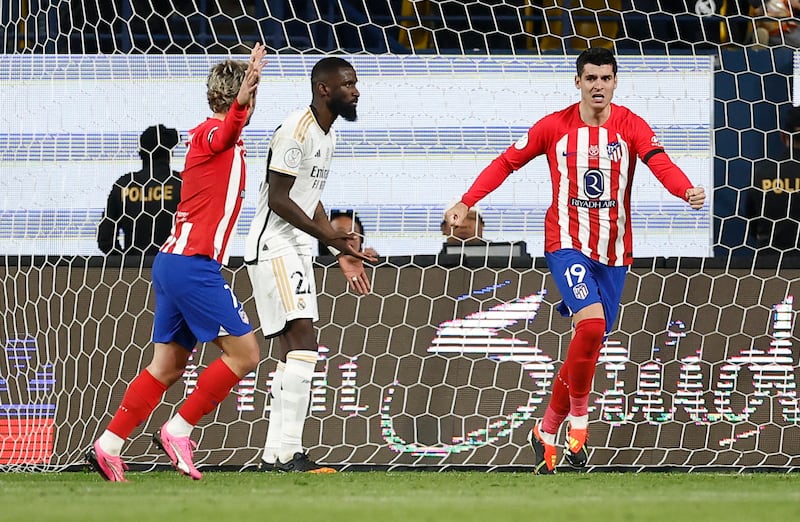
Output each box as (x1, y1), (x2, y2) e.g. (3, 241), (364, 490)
(782, 106), (800, 133)
(139, 124), (180, 152)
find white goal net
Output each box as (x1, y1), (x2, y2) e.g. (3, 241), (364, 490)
(1, 1), (799, 472)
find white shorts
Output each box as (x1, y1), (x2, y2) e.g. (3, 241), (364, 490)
(246, 252), (319, 338)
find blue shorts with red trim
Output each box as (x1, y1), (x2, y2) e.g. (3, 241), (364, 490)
(151, 252), (252, 350)
(544, 249), (628, 333)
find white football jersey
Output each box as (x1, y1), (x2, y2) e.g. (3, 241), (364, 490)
(245, 107), (336, 261)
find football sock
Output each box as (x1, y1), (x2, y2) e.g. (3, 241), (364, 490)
(262, 361), (285, 464)
(566, 317), (606, 412)
(569, 392), (591, 420)
(165, 413), (194, 438)
(569, 413), (589, 430)
(106, 369), (167, 445)
(542, 367), (570, 434)
(177, 358), (240, 427)
(278, 350), (317, 463)
(96, 431), (125, 457)
(536, 422), (557, 446)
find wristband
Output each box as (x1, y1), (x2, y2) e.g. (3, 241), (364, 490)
(327, 245), (341, 257)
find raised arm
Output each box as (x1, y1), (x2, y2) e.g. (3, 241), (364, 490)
(209, 43), (267, 152)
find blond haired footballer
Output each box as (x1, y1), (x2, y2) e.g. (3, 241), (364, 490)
(87, 44), (267, 482)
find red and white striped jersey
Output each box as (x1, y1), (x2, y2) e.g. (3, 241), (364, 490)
(461, 103), (693, 266)
(161, 100), (250, 265)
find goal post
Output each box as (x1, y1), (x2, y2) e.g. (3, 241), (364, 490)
(2, 2), (799, 472)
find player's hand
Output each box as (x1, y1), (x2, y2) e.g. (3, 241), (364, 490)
(337, 254), (371, 295)
(685, 187), (706, 210)
(325, 232), (379, 263)
(237, 43), (267, 107)
(444, 201), (469, 228)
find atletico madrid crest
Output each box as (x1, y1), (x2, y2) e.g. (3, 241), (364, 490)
(607, 141), (622, 162)
(573, 283), (589, 300)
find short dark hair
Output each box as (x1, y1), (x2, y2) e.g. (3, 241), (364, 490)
(311, 57), (354, 92)
(317, 208), (364, 256)
(576, 48), (617, 76)
(329, 208), (364, 234)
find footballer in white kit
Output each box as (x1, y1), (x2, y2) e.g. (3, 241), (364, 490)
(243, 57), (374, 473)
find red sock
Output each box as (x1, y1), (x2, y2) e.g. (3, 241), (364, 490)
(569, 394), (590, 418)
(542, 366), (570, 434)
(566, 317), (606, 415)
(107, 369), (168, 439)
(177, 358), (240, 425)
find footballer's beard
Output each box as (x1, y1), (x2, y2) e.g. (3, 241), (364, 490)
(329, 97), (358, 122)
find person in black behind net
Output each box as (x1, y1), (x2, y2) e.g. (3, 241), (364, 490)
(745, 105), (800, 259)
(97, 124), (182, 255)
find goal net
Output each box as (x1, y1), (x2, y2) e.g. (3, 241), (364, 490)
(1, 1), (798, 472)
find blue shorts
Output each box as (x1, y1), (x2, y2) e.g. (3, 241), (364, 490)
(544, 249), (628, 333)
(151, 253), (252, 350)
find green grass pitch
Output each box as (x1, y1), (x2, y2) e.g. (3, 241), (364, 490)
(1, 471), (799, 521)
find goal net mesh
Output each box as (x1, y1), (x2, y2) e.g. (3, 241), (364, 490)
(2, 1), (799, 472)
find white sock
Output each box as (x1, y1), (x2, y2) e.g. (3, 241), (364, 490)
(568, 414), (589, 430)
(97, 430), (125, 456)
(262, 362), (285, 464)
(165, 413), (193, 438)
(278, 350), (317, 463)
